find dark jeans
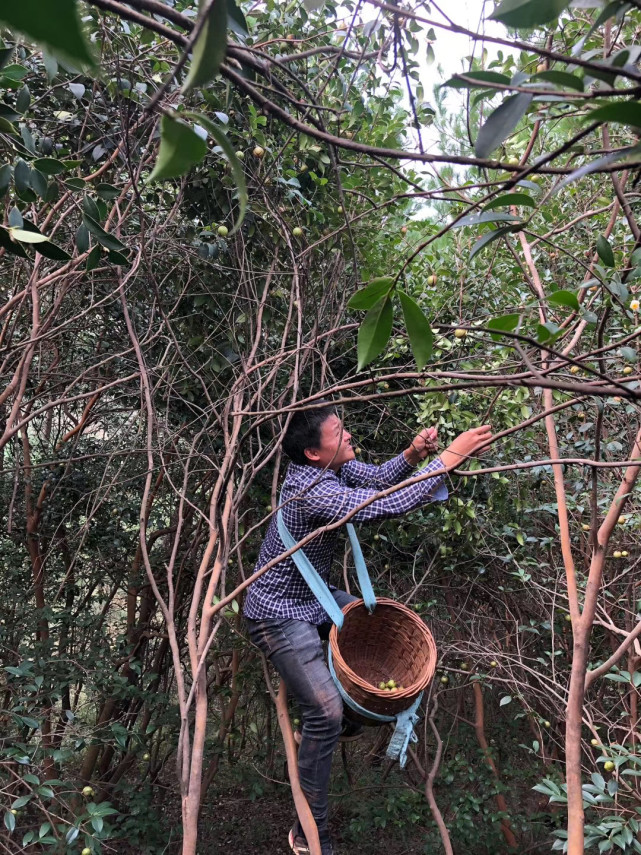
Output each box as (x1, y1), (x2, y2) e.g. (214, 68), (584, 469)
(246, 590), (357, 848)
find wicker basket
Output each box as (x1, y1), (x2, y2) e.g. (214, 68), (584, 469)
(328, 597), (437, 719)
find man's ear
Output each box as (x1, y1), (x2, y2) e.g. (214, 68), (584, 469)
(304, 447), (320, 463)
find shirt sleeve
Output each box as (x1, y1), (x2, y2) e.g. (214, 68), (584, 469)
(305, 457), (448, 525)
(341, 452), (415, 489)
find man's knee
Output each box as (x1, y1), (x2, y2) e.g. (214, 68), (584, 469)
(306, 686), (343, 734)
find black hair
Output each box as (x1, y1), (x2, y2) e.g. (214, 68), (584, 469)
(281, 402), (338, 465)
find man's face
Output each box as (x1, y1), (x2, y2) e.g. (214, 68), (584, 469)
(304, 414), (355, 471)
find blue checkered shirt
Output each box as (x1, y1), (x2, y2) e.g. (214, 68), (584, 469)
(243, 453), (448, 624)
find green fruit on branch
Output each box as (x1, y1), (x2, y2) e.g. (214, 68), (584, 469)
(440, 675), (449, 684)
(253, 146), (265, 158)
(604, 761), (615, 772)
(427, 274), (437, 286)
(292, 227), (303, 237)
(217, 225), (228, 237)
(82, 786), (94, 798)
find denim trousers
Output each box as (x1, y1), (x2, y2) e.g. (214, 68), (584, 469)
(246, 590), (357, 847)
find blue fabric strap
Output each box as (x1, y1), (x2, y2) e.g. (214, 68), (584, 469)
(328, 648), (422, 769)
(346, 523), (376, 614)
(277, 510), (345, 629)
(277, 510), (377, 627)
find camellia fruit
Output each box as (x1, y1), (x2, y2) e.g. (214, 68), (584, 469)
(440, 675), (449, 684)
(565, 614), (572, 622)
(252, 146), (265, 158)
(234, 151), (244, 159)
(82, 849), (92, 855)
(543, 720), (551, 728)
(613, 550), (622, 558)
(621, 550), (629, 557)
(570, 365), (580, 374)
(292, 227), (303, 237)
(427, 274), (437, 286)
(217, 225), (228, 237)
(623, 366), (633, 375)
(582, 524), (590, 531)
(454, 328), (467, 339)
(591, 738), (599, 746)
(336, 205), (343, 214)
(82, 786), (94, 798)
(379, 682), (386, 690)
(142, 752), (150, 761)
(618, 516), (626, 525)
(604, 761), (615, 772)
(490, 660), (498, 668)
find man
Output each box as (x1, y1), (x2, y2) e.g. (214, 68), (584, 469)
(244, 403), (492, 855)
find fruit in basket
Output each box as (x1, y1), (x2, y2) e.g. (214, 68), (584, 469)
(379, 682), (386, 690)
(386, 679), (396, 689)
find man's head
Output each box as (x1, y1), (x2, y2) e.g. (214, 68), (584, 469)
(282, 404), (355, 471)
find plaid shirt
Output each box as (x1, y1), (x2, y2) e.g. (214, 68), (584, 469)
(243, 453), (448, 624)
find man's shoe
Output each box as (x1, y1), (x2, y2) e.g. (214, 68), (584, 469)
(288, 828), (311, 855)
(288, 827), (336, 855)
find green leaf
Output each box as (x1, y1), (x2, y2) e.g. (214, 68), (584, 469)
(444, 71), (511, 89)
(16, 84), (30, 113)
(4, 811), (14, 832)
(9, 228), (49, 243)
(475, 93), (532, 158)
(398, 290), (433, 370)
(86, 245), (102, 271)
(490, 0), (572, 28)
(96, 183), (120, 199)
(30, 168), (47, 199)
(531, 70), (584, 92)
(454, 211), (521, 229)
(0, 115), (18, 135)
(0, 1), (95, 67)
(552, 143), (641, 196)
(76, 224), (89, 253)
(82, 213), (126, 252)
(11, 795), (31, 809)
(65, 827), (79, 844)
(596, 235), (615, 267)
(500, 695), (512, 706)
(0, 164), (11, 196)
(33, 158), (66, 176)
(0, 226), (27, 258)
(357, 295), (393, 372)
(183, 0), (228, 92)
(549, 289), (580, 311)
(82, 195), (100, 221)
(469, 225), (518, 259)
(227, 0), (248, 37)
(347, 276), (395, 310)
(14, 158), (31, 194)
(484, 193), (536, 210)
(487, 313), (521, 340)
(585, 101), (641, 130)
(185, 112), (247, 233)
(148, 113), (208, 182)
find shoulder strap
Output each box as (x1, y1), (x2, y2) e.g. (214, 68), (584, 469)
(276, 509), (377, 628)
(277, 510), (345, 628)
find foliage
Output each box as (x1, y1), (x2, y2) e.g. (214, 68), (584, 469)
(1, 1), (641, 854)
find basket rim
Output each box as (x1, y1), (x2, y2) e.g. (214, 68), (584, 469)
(329, 597), (437, 700)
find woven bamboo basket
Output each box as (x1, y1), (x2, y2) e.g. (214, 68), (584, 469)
(329, 597), (437, 719)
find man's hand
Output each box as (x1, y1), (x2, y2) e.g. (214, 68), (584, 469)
(439, 425), (493, 470)
(404, 427), (438, 467)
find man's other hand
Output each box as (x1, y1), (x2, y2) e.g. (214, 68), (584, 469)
(439, 425), (493, 470)
(404, 427), (438, 466)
